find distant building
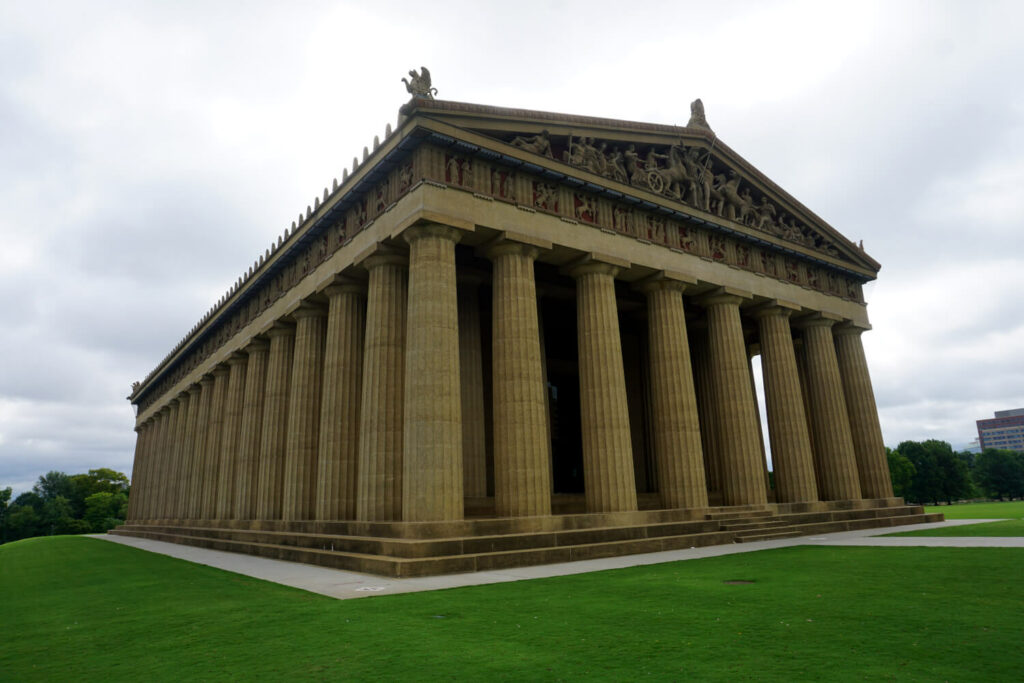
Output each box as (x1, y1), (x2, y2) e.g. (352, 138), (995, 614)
(976, 409), (1024, 451)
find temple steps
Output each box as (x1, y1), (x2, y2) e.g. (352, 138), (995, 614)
(110, 502), (942, 578)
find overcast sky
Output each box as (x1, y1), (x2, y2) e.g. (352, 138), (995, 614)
(2, 0), (1023, 495)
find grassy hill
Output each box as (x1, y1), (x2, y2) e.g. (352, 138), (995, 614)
(1, 536), (1022, 680)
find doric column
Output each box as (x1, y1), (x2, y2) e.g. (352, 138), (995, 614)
(200, 365), (229, 518)
(834, 324), (893, 498)
(154, 399), (181, 520)
(256, 322), (295, 520)
(127, 421), (150, 521)
(187, 377), (213, 518)
(316, 280), (365, 521)
(138, 410), (161, 520)
(145, 403), (169, 520)
(234, 338), (269, 519)
(751, 304), (819, 503)
(166, 394), (191, 519)
(177, 384), (201, 519)
(638, 275), (708, 510)
(215, 352), (247, 519)
(796, 315), (862, 501)
(487, 240), (552, 517)
(698, 290), (767, 506)
(402, 223), (464, 522)
(689, 321), (722, 497)
(356, 248), (407, 521)
(282, 303), (327, 521)
(569, 259), (637, 513)
(458, 275), (488, 500)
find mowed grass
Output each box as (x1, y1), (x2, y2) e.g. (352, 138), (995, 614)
(924, 500), (1024, 519)
(890, 519), (1024, 537)
(2, 537), (1023, 681)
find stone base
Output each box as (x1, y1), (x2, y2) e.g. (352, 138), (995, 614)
(111, 499), (941, 578)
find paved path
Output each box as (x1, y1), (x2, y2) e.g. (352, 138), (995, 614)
(93, 518), (1022, 601)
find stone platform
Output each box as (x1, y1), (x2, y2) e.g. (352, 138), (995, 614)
(110, 498), (940, 578)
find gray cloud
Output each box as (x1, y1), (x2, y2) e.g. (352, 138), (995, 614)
(2, 0), (1023, 496)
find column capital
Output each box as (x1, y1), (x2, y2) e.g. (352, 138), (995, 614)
(211, 363), (231, 378)
(634, 270), (696, 295)
(402, 221), (467, 245)
(245, 337), (270, 353)
(265, 320), (296, 338)
(833, 320), (872, 336)
(323, 275), (366, 298)
(694, 286), (753, 308)
(228, 351), (248, 366)
(354, 243), (408, 270)
(565, 252), (629, 279)
(480, 231), (552, 261)
(289, 301), (327, 320)
(748, 299), (801, 320)
(793, 311), (843, 330)
(199, 374), (216, 388)
(186, 382), (202, 397)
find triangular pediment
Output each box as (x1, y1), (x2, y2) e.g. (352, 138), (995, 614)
(402, 99), (878, 277)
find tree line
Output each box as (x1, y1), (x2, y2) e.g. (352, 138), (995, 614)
(888, 440), (1024, 505)
(0, 469), (129, 544)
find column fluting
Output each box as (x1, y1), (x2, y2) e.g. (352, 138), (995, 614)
(316, 281), (365, 521)
(356, 249), (407, 521)
(256, 322), (295, 520)
(402, 223), (464, 522)
(834, 325), (894, 498)
(282, 303), (327, 521)
(215, 352), (248, 519)
(569, 260), (637, 513)
(177, 384), (201, 519)
(234, 338), (269, 519)
(639, 277), (708, 510)
(797, 317), (863, 501)
(699, 292), (768, 506)
(752, 305), (819, 503)
(200, 365), (230, 518)
(487, 241), (552, 517)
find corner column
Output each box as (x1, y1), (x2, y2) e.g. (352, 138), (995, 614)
(283, 303), (327, 521)
(796, 316), (862, 500)
(356, 248), (407, 521)
(569, 259), (637, 513)
(698, 290), (767, 506)
(256, 322), (295, 520)
(487, 239), (552, 517)
(402, 223), (464, 522)
(638, 275), (708, 510)
(834, 324), (893, 498)
(316, 280), (365, 521)
(751, 304), (819, 503)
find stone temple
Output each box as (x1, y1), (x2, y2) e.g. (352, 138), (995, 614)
(116, 83), (940, 576)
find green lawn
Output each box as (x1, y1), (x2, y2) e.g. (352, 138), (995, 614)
(924, 500), (1024, 519)
(889, 519), (1024, 537)
(2, 537), (1022, 680)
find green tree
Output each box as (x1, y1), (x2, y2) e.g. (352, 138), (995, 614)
(33, 471), (75, 501)
(974, 449), (1024, 500)
(6, 505), (42, 541)
(895, 440), (970, 505)
(41, 495), (75, 535)
(83, 491), (128, 532)
(886, 449), (915, 499)
(0, 487), (11, 543)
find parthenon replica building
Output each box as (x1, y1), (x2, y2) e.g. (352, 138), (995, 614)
(117, 79), (939, 576)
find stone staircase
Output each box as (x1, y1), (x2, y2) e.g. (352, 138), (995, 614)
(110, 499), (942, 578)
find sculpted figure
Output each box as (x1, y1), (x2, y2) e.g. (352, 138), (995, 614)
(623, 144), (645, 186)
(709, 173), (728, 216)
(402, 67), (437, 99)
(719, 171), (745, 221)
(644, 147), (667, 170)
(510, 129), (554, 158)
(606, 146), (628, 183)
(754, 196), (777, 232)
(580, 138), (604, 175)
(687, 98), (711, 130)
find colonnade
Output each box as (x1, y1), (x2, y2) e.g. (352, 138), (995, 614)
(127, 223), (893, 525)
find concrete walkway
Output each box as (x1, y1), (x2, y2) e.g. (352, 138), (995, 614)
(94, 518), (1022, 601)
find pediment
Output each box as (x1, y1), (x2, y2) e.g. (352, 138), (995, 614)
(402, 99), (878, 277)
